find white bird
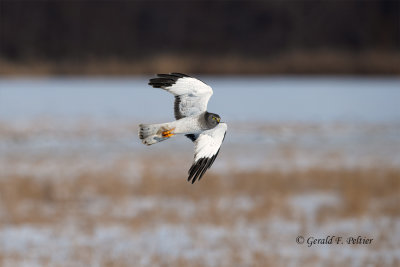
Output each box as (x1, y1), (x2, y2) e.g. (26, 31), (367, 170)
(139, 73), (227, 183)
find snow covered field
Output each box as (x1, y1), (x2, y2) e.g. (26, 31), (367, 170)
(1, 77), (399, 266)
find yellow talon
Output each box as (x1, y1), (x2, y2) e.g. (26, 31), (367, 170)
(162, 128), (175, 138)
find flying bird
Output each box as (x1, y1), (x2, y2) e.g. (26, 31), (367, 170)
(139, 73), (227, 183)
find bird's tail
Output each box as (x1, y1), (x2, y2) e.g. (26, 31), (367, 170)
(138, 123), (175, 146)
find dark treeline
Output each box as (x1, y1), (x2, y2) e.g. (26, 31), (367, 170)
(1, 1), (399, 74)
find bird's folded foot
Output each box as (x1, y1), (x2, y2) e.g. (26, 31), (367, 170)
(162, 128), (175, 138)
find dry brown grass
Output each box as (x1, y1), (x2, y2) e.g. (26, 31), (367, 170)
(1, 120), (399, 266)
(1, 50), (400, 75)
(1, 166), (399, 227)
(1, 165), (399, 266)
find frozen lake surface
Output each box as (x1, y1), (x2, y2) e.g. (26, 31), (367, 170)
(1, 76), (400, 123)
(1, 76), (400, 171)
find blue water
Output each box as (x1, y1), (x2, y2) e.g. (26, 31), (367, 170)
(1, 76), (399, 123)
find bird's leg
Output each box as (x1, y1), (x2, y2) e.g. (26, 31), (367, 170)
(162, 128), (175, 138)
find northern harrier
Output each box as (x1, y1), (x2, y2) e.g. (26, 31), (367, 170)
(139, 73), (227, 183)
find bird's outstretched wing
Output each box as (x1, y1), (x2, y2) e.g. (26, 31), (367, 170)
(148, 73), (213, 120)
(188, 123), (227, 183)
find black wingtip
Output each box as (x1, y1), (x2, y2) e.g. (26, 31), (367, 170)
(188, 158), (204, 183)
(187, 155), (219, 184)
(148, 73), (190, 89)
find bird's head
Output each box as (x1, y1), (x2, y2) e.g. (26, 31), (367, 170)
(205, 112), (221, 128)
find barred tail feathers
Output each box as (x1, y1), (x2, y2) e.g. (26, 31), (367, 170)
(138, 123), (174, 145)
